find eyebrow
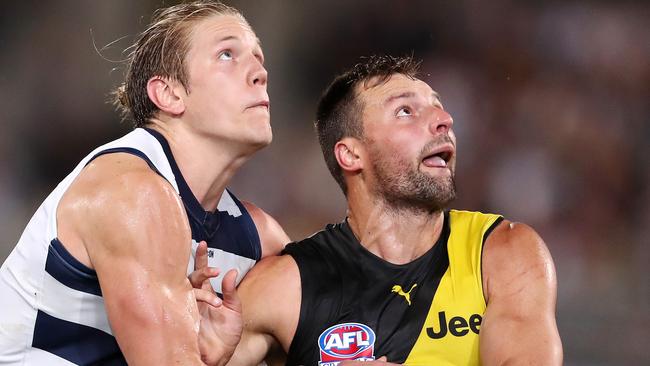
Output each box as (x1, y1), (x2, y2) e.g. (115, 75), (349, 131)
(215, 35), (263, 47)
(384, 91), (442, 105)
(216, 35), (238, 44)
(215, 35), (264, 61)
(384, 91), (416, 105)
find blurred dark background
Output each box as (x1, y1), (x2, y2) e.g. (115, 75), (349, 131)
(1, 1), (648, 364)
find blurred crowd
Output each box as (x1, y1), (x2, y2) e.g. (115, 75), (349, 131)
(1, 1), (648, 364)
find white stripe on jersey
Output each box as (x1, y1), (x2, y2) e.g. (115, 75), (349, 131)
(217, 190), (242, 217)
(24, 347), (76, 366)
(0, 128), (260, 364)
(187, 240), (256, 293)
(38, 271), (112, 335)
(0, 128), (174, 364)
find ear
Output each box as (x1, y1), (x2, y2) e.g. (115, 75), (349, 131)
(334, 137), (364, 173)
(146, 76), (186, 116)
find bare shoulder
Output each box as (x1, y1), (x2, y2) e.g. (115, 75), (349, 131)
(239, 254), (300, 301)
(59, 152), (189, 261)
(482, 220), (556, 302)
(241, 200), (291, 257)
(484, 220), (549, 259)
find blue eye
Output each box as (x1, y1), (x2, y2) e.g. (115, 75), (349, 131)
(218, 50), (233, 61)
(396, 107), (412, 117)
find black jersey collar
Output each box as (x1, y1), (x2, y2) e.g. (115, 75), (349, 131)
(341, 210), (450, 268)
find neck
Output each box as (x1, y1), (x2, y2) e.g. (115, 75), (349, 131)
(146, 119), (254, 211)
(346, 187), (445, 265)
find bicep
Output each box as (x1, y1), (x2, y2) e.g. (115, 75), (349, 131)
(480, 289), (561, 366)
(228, 256), (300, 365)
(226, 279), (274, 366)
(480, 222), (562, 366)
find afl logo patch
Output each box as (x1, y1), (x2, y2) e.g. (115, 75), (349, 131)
(317, 322), (376, 365)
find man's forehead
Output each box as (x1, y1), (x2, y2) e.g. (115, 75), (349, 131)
(191, 15), (259, 47)
(359, 75), (438, 104)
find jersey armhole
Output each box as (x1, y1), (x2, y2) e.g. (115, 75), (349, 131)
(53, 146), (169, 276)
(47, 238), (102, 296)
(480, 216), (504, 305)
(86, 147), (164, 179)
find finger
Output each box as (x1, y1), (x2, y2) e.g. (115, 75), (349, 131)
(195, 240), (209, 271)
(188, 266), (220, 288)
(193, 288), (222, 307)
(377, 356), (387, 361)
(220, 269), (242, 313)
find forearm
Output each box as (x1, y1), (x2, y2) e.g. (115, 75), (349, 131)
(108, 281), (207, 365)
(226, 330), (273, 366)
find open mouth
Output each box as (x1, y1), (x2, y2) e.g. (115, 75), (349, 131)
(422, 146), (453, 168)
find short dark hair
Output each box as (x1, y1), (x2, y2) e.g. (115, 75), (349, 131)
(114, 1), (246, 128)
(315, 55), (421, 195)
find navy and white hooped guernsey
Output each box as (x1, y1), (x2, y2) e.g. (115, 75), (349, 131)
(0, 128), (261, 365)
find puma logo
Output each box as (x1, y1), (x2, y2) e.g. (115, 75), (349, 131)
(391, 284), (417, 305)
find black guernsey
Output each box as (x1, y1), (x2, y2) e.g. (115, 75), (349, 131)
(283, 212), (452, 365)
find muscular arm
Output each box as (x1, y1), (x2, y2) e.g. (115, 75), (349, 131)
(480, 221), (563, 365)
(61, 154), (206, 365)
(242, 201), (290, 257)
(226, 255), (301, 365)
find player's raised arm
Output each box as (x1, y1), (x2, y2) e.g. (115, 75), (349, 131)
(71, 153), (210, 365)
(480, 221), (563, 365)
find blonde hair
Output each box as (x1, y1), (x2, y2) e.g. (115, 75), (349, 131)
(114, 1), (247, 127)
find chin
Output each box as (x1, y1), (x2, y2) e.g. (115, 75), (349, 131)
(248, 131), (273, 151)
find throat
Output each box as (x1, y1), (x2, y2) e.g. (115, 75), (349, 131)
(347, 208), (445, 265)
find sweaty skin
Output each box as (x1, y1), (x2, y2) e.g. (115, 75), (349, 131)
(480, 222), (562, 365)
(58, 153), (212, 365)
(56, 13), (289, 366)
(221, 73), (561, 366)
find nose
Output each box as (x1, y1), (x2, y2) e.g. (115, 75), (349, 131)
(249, 58), (268, 87)
(428, 108), (453, 135)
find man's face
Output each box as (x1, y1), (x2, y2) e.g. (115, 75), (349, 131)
(358, 74), (457, 212)
(181, 15), (270, 151)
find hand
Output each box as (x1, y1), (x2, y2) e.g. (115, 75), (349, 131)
(189, 241), (221, 305)
(339, 356), (401, 365)
(190, 242), (243, 366)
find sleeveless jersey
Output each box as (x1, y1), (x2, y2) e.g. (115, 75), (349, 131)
(283, 210), (503, 366)
(0, 128), (261, 365)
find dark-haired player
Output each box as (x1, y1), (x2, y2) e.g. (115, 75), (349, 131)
(224, 55), (562, 365)
(0, 1), (288, 365)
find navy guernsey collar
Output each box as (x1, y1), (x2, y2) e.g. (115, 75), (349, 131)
(143, 127), (221, 234)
